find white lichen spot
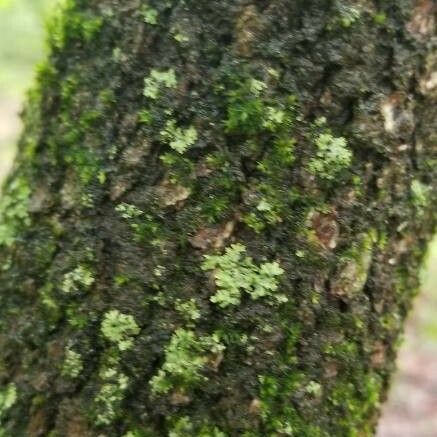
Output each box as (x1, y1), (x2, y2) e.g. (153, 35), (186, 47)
(421, 70), (437, 95)
(381, 99), (396, 133)
(380, 93), (414, 136)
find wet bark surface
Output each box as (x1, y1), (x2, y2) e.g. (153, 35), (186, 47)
(0, 1), (435, 435)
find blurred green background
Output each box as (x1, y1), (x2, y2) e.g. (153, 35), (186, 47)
(0, 0), (53, 177)
(0, 1), (436, 435)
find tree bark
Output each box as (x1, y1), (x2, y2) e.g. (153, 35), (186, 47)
(0, 0), (435, 435)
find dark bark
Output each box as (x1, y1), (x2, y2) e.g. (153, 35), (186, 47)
(0, 0), (436, 435)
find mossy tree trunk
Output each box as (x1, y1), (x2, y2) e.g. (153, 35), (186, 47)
(0, 0), (436, 435)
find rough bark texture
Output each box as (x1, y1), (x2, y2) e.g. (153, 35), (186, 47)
(0, 0), (436, 436)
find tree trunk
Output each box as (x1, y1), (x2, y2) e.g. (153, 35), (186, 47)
(0, 0), (435, 435)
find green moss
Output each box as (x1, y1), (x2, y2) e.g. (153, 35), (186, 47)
(66, 305), (89, 329)
(253, 321), (333, 436)
(224, 78), (267, 135)
(138, 109), (152, 125)
(62, 348), (83, 379)
(258, 373), (326, 437)
(373, 12), (387, 25)
(101, 310), (140, 352)
(329, 373), (382, 433)
(39, 283), (62, 325)
(194, 154), (239, 224)
(62, 265), (95, 294)
(64, 146), (101, 187)
(160, 153), (195, 184)
(60, 74), (79, 105)
(323, 340), (359, 361)
(150, 329), (225, 395)
(168, 417), (193, 437)
(242, 182), (291, 232)
(198, 426), (227, 437)
(167, 416), (227, 437)
(201, 244), (286, 308)
(221, 74), (298, 230)
(0, 175), (31, 248)
(116, 202), (162, 242)
(46, 0), (103, 50)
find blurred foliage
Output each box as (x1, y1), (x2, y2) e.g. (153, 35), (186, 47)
(0, 0), (54, 182)
(0, 0), (54, 99)
(418, 238), (437, 343)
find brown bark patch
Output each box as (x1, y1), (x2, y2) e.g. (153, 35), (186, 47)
(311, 211), (339, 250)
(27, 409), (48, 437)
(380, 92), (415, 138)
(156, 179), (191, 207)
(189, 219), (236, 250)
(407, 0), (436, 39)
(234, 5), (264, 57)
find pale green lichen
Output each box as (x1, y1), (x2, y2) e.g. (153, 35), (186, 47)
(168, 416), (227, 437)
(173, 32), (189, 43)
(329, 4), (361, 29)
(308, 132), (352, 180)
(249, 78), (267, 95)
(160, 120), (198, 154)
(306, 381), (322, 397)
(175, 298), (201, 323)
(150, 329), (225, 394)
(262, 106), (286, 131)
(142, 4), (158, 25)
(115, 202), (144, 220)
(201, 244), (286, 308)
(101, 310), (140, 351)
(411, 179), (430, 209)
(144, 69), (177, 100)
(0, 384), (17, 422)
(62, 348), (83, 378)
(95, 366), (129, 425)
(62, 265), (95, 294)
